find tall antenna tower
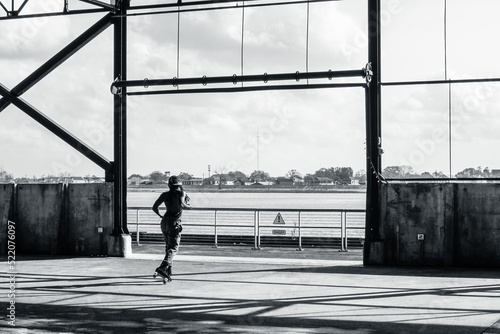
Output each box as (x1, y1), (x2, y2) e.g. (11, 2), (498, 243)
(256, 130), (260, 171)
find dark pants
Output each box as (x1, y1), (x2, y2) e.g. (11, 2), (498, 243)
(160, 216), (182, 266)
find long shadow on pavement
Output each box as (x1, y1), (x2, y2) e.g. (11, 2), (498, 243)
(7, 299), (499, 334)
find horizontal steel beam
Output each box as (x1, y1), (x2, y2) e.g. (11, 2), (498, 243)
(114, 69), (366, 89)
(0, 12), (113, 112)
(127, 82), (367, 95)
(125, 0), (342, 17)
(384, 178), (500, 182)
(0, 83), (112, 173)
(381, 77), (500, 87)
(129, 0), (272, 10)
(79, 0), (117, 11)
(0, 7), (108, 20)
(129, 0), (342, 10)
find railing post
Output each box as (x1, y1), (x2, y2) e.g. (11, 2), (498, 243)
(253, 210), (258, 250)
(214, 210), (218, 248)
(297, 211), (303, 251)
(252, 210), (261, 250)
(340, 211), (343, 251)
(340, 211), (348, 252)
(257, 210), (261, 249)
(136, 209), (140, 246)
(344, 211), (349, 252)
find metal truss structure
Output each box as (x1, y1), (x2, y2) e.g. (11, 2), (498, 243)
(0, 0), (382, 263)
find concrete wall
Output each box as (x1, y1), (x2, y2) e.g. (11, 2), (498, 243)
(454, 184), (500, 267)
(16, 183), (65, 255)
(378, 182), (500, 268)
(66, 183), (113, 256)
(0, 183), (113, 256)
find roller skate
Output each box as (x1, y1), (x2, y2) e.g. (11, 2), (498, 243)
(153, 263), (172, 284)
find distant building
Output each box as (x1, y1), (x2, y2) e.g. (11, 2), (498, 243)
(85, 175), (105, 183)
(491, 169), (500, 176)
(292, 175), (304, 185)
(317, 177), (334, 186)
(212, 174), (226, 186)
(128, 176), (142, 186)
(276, 177), (293, 186)
(260, 180), (274, 186)
(350, 176), (367, 185)
(70, 176), (86, 184)
(182, 178), (203, 186)
(350, 177), (361, 185)
(225, 175), (237, 185)
(233, 179), (246, 186)
(16, 177), (34, 184)
(37, 176), (61, 183)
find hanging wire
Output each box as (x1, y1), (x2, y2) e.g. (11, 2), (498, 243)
(305, 0), (310, 84)
(444, 0), (452, 178)
(444, 0), (448, 81)
(240, 1), (245, 87)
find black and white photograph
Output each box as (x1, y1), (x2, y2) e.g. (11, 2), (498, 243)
(1, 0), (500, 333)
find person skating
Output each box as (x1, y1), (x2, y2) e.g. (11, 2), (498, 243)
(152, 175), (191, 281)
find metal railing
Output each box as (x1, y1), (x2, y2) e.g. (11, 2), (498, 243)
(127, 207), (365, 251)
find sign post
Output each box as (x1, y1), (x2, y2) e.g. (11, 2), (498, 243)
(272, 213), (286, 236)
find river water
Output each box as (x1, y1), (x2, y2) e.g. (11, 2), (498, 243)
(128, 190), (366, 210)
(127, 190), (367, 239)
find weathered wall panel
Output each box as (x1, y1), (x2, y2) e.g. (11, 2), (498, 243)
(454, 184), (500, 268)
(16, 183), (64, 255)
(66, 183), (113, 256)
(5, 183), (113, 256)
(378, 182), (500, 268)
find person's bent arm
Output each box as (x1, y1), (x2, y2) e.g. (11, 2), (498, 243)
(181, 192), (191, 210)
(152, 194), (164, 218)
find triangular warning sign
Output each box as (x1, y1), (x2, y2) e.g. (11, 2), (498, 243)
(273, 213), (285, 225)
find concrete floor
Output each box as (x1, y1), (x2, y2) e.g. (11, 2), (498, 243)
(1, 244), (500, 334)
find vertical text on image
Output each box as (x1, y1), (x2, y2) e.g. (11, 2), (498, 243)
(6, 220), (16, 326)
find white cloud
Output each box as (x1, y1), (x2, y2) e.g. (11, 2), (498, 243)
(2, 1), (500, 179)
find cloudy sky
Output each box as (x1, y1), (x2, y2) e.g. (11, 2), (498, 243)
(1, 0), (500, 179)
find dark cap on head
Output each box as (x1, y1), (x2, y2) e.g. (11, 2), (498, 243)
(168, 175), (181, 187)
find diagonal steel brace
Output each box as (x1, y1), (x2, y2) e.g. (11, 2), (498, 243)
(0, 12), (113, 112)
(0, 83), (113, 173)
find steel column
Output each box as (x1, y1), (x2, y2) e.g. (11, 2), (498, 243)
(112, 1), (129, 236)
(122, 3), (129, 235)
(364, 0), (381, 265)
